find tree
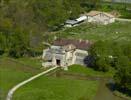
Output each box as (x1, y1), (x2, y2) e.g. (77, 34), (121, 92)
(89, 40), (113, 72)
(114, 56), (131, 91)
(88, 0), (100, 8)
(8, 30), (29, 58)
(122, 42), (131, 60)
(0, 32), (6, 55)
(95, 57), (110, 72)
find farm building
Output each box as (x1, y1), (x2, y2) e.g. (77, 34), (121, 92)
(65, 20), (78, 27)
(86, 11), (115, 25)
(65, 16), (87, 27)
(76, 15), (87, 23)
(42, 39), (92, 70)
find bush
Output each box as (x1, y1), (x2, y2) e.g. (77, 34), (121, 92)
(114, 90), (131, 100)
(120, 10), (131, 19)
(114, 56), (131, 92)
(95, 58), (110, 72)
(0, 49), (4, 55)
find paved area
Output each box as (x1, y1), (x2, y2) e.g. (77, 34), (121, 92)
(6, 67), (58, 100)
(116, 18), (131, 22)
(94, 80), (124, 100)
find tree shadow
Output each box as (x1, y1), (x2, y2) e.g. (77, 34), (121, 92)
(106, 80), (131, 97)
(83, 55), (95, 67)
(106, 80), (116, 92)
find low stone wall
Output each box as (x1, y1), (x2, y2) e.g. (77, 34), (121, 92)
(113, 91), (131, 100)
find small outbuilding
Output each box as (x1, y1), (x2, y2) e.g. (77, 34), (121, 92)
(86, 11), (115, 25)
(65, 16), (87, 27)
(65, 20), (78, 27)
(76, 15), (87, 23)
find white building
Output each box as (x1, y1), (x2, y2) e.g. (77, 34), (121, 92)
(42, 39), (92, 70)
(76, 15), (87, 23)
(86, 11), (115, 25)
(65, 16), (87, 27)
(65, 20), (78, 27)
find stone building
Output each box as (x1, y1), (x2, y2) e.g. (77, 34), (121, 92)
(42, 39), (92, 70)
(86, 11), (115, 25)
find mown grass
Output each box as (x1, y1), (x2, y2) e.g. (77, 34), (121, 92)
(0, 58), (99, 100)
(13, 76), (98, 100)
(17, 57), (42, 69)
(0, 58), (39, 100)
(56, 21), (131, 42)
(67, 65), (115, 77)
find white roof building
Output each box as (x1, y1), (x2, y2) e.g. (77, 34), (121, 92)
(65, 16), (87, 27)
(76, 16), (87, 22)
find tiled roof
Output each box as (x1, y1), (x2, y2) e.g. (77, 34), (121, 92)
(65, 20), (78, 25)
(53, 39), (92, 50)
(86, 11), (101, 16)
(86, 11), (114, 18)
(76, 16), (87, 22)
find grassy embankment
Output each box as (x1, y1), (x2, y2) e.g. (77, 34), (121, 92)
(13, 76), (98, 100)
(67, 65), (115, 77)
(0, 57), (42, 100)
(56, 21), (131, 42)
(12, 60), (116, 100)
(0, 57), (99, 100)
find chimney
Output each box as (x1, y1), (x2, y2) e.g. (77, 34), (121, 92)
(86, 40), (89, 43)
(79, 39), (82, 42)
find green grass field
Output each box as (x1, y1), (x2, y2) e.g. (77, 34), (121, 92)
(0, 57), (117, 100)
(56, 21), (131, 42)
(13, 76), (98, 100)
(0, 58), (41, 100)
(67, 65), (115, 77)
(0, 58), (99, 100)
(17, 57), (42, 69)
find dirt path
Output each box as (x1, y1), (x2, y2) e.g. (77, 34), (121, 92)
(50, 71), (125, 100)
(94, 80), (124, 100)
(116, 18), (131, 22)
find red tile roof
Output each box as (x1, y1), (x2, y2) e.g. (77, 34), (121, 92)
(86, 11), (114, 18)
(53, 39), (92, 50)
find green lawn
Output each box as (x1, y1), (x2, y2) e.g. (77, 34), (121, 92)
(17, 57), (42, 69)
(56, 21), (131, 42)
(0, 58), (41, 100)
(67, 65), (115, 77)
(13, 76), (98, 100)
(0, 58), (99, 100)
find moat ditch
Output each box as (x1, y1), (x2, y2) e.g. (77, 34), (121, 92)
(46, 69), (125, 100)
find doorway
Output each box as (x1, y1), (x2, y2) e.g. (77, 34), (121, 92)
(56, 59), (61, 66)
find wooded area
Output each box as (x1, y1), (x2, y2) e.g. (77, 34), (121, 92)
(0, 0), (131, 57)
(0, 0), (84, 57)
(89, 41), (131, 95)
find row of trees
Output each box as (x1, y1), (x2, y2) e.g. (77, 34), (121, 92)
(89, 40), (131, 94)
(0, 0), (86, 57)
(0, 0), (102, 58)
